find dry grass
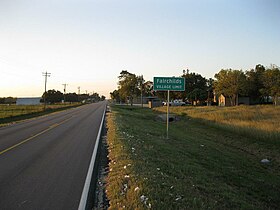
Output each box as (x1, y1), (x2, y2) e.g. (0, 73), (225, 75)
(0, 104), (79, 118)
(0, 104), (44, 118)
(155, 105), (280, 140)
(0, 103), (81, 126)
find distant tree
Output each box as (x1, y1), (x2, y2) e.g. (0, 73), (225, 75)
(262, 65), (280, 105)
(42, 90), (63, 104)
(137, 75), (145, 100)
(90, 92), (101, 102)
(143, 81), (154, 97)
(181, 72), (208, 105)
(3, 97), (17, 105)
(246, 64), (265, 103)
(101, 95), (106, 101)
(0, 97), (15, 104)
(118, 70), (140, 106)
(188, 88), (207, 104)
(206, 78), (214, 105)
(110, 89), (123, 103)
(154, 91), (167, 101)
(79, 94), (90, 102)
(65, 93), (79, 102)
(214, 69), (247, 106)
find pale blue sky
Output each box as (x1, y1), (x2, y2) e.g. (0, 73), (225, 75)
(0, 0), (279, 97)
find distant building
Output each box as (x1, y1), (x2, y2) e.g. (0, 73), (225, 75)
(217, 94), (250, 106)
(218, 94), (231, 106)
(16, 97), (42, 105)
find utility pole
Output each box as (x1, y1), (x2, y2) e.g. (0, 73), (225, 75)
(42, 71), (51, 110)
(167, 90), (170, 139)
(62, 83), (68, 103)
(78, 86), (80, 102)
(139, 75), (144, 108)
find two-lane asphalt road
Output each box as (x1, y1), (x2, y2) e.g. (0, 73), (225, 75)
(0, 102), (106, 210)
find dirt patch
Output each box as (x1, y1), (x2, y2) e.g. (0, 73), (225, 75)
(155, 114), (179, 122)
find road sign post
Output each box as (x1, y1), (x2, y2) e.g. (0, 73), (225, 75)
(167, 90), (170, 138)
(153, 77), (185, 139)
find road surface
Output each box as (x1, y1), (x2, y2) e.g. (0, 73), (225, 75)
(0, 102), (106, 210)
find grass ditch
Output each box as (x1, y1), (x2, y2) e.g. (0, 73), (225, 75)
(0, 103), (82, 126)
(106, 105), (280, 209)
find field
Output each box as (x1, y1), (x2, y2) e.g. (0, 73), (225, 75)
(105, 105), (280, 209)
(155, 105), (280, 143)
(0, 103), (81, 126)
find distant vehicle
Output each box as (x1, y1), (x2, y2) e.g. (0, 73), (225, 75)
(162, 99), (186, 106)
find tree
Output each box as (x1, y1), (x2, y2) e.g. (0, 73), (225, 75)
(214, 69), (247, 106)
(188, 88), (207, 104)
(181, 72), (208, 105)
(90, 92), (101, 102)
(206, 78), (214, 105)
(79, 94), (90, 102)
(245, 64), (265, 103)
(118, 70), (140, 106)
(42, 89), (63, 104)
(143, 81), (154, 97)
(5, 97), (16, 105)
(0, 97), (16, 104)
(154, 90), (168, 101)
(262, 65), (280, 105)
(65, 93), (79, 102)
(110, 89), (123, 103)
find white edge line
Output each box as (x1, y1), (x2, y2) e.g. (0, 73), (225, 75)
(78, 105), (107, 210)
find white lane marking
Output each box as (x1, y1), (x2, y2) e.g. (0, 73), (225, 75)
(78, 105), (106, 210)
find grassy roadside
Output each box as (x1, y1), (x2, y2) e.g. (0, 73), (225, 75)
(155, 105), (280, 139)
(106, 105), (280, 209)
(0, 103), (82, 126)
(155, 106), (280, 158)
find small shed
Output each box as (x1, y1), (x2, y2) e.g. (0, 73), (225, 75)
(218, 94), (231, 106)
(218, 94), (250, 106)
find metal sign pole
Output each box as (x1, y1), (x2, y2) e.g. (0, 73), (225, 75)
(167, 90), (170, 139)
(153, 76), (185, 140)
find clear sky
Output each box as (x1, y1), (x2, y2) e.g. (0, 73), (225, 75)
(1, 0), (279, 98)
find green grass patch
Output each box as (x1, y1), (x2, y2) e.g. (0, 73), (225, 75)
(0, 103), (82, 126)
(106, 105), (280, 209)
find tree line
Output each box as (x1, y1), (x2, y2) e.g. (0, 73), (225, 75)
(41, 90), (106, 104)
(0, 97), (17, 104)
(110, 64), (280, 106)
(0, 90), (106, 104)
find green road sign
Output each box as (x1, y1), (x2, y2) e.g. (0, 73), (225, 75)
(153, 77), (185, 91)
